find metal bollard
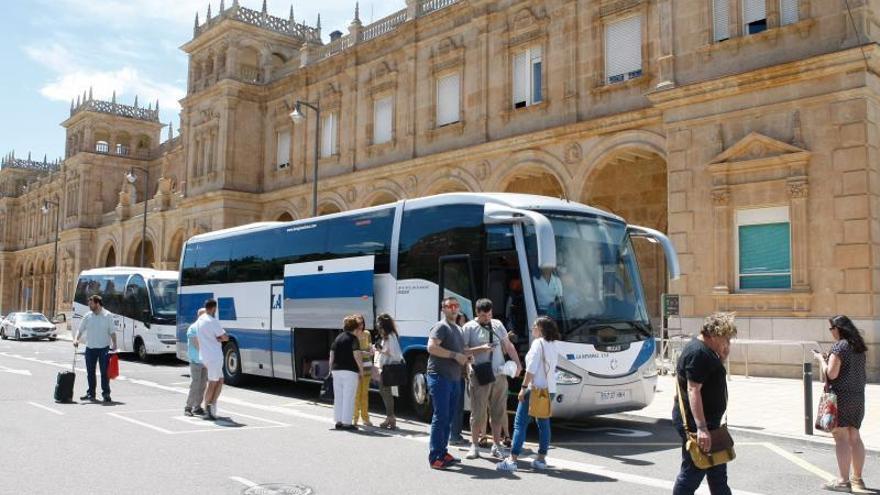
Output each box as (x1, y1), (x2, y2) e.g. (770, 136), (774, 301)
(804, 362), (813, 435)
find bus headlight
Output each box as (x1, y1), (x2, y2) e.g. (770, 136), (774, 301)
(555, 368), (582, 385)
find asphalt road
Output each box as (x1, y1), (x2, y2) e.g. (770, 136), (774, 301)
(0, 338), (873, 495)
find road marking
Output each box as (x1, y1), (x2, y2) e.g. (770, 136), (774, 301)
(107, 412), (175, 434)
(0, 363), (32, 375)
(558, 425), (653, 438)
(230, 476), (259, 488)
(27, 401), (64, 415)
(761, 442), (835, 481)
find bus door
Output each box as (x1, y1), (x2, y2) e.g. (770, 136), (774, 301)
(270, 283), (294, 380)
(438, 255), (476, 321)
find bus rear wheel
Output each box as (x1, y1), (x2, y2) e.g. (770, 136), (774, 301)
(408, 355), (432, 422)
(223, 341), (245, 386)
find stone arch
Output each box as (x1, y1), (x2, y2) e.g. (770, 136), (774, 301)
(127, 234), (157, 268)
(418, 167), (480, 197)
(265, 202), (298, 222)
(276, 211), (294, 221)
(488, 150), (572, 197)
(98, 240), (118, 268)
(578, 130), (669, 327)
(317, 190), (347, 216)
(361, 189), (400, 208)
(165, 229), (186, 268)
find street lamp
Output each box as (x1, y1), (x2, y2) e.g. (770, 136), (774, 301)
(289, 100), (320, 217)
(125, 166), (150, 267)
(41, 199), (60, 316)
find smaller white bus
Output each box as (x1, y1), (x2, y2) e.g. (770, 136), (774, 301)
(72, 267), (178, 361)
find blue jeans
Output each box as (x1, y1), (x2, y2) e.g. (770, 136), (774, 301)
(672, 408), (731, 495)
(84, 346), (110, 398)
(510, 390), (551, 457)
(427, 373), (461, 463)
(449, 378), (465, 441)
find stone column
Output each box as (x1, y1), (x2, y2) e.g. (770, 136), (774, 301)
(712, 186), (731, 294)
(655, 0), (675, 90)
(788, 179), (810, 291)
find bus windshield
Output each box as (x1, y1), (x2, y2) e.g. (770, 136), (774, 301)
(148, 279), (178, 320)
(524, 212), (650, 345)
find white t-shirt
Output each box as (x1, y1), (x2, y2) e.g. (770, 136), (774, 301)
(196, 313), (225, 364)
(526, 338), (559, 394)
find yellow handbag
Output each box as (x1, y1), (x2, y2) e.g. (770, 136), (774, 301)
(528, 342), (552, 419)
(676, 378), (736, 469)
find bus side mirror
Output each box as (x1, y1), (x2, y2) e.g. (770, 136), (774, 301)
(627, 225), (681, 280)
(484, 203), (557, 271)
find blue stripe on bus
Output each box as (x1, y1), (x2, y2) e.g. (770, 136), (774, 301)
(283, 270), (374, 299)
(399, 335), (428, 356)
(226, 327), (271, 351)
(176, 292), (213, 339)
(627, 337), (655, 374)
(218, 297), (237, 321)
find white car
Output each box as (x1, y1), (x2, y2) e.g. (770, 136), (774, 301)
(0, 312), (57, 341)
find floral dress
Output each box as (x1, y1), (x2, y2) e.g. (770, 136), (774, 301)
(829, 339), (866, 428)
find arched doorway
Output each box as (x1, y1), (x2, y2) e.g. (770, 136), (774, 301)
(317, 203), (342, 216)
(365, 192), (398, 207)
(129, 239), (156, 268)
(102, 244), (117, 267)
(582, 148), (668, 325)
(276, 212), (294, 222)
(502, 170), (564, 198)
(424, 180), (469, 196)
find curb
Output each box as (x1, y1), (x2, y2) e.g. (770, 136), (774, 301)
(618, 413), (880, 454)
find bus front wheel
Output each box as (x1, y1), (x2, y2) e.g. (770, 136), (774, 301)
(408, 355), (432, 422)
(223, 341), (244, 386)
(135, 337), (150, 362)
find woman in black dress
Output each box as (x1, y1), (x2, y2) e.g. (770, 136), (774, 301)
(813, 315), (867, 492)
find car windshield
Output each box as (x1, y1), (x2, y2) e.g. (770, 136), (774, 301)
(18, 314), (50, 323)
(148, 279), (178, 318)
(524, 212), (651, 345)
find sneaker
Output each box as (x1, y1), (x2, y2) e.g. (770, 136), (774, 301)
(184, 408), (194, 417)
(192, 407), (205, 416)
(203, 405), (217, 421)
(80, 394), (95, 401)
(466, 444), (480, 459)
(430, 459), (450, 470)
(496, 458), (518, 472)
(102, 396), (112, 404)
(822, 480), (851, 492)
(531, 459), (548, 470)
(335, 422), (345, 430)
(491, 445), (505, 459)
(851, 478), (867, 493)
(442, 453), (460, 464)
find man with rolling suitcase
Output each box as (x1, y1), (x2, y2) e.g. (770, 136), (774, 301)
(73, 295), (117, 403)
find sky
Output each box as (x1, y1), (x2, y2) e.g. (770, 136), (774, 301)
(0, 0), (402, 162)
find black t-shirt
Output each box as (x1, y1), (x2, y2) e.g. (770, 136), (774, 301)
(673, 337), (727, 430)
(331, 331), (360, 373)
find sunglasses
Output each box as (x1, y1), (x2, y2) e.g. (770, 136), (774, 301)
(444, 303), (460, 309)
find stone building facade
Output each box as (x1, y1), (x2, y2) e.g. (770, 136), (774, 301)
(2, 0), (879, 378)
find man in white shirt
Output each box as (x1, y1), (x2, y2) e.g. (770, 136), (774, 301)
(73, 295), (117, 403)
(195, 299), (228, 420)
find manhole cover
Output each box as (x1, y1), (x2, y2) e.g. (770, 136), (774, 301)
(242, 484), (314, 495)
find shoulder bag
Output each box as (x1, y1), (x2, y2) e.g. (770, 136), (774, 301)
(528, 341), (553, 419)
(472, 324), (496, 385)
(815, 382), (838, 432)
(675, 378), (735, 470)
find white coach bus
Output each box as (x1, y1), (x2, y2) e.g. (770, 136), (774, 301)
(176, 193), (679, 421)
(73, 267), (179, 361)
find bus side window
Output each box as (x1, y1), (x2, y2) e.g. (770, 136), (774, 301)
(398, 204), (484, 285)
(125, 275), (150, 323)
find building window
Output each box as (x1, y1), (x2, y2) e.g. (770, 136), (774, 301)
(743, 0), (768, 35)
(321, 113), (338, 158)
(116, 144), (129, 156)
(780, 0), (798, 26)
(605, 16), (642, 84)
(512, 46), (542, 108)
(276, 130), (290, 169)
(373, 95), (393, 145)
(736, 207), (791, 290)
(436, 72), (461, 127)
(95, 141), (109, 153)
(713, 0), (730, 42)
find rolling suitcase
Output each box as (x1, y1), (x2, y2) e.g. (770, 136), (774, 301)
(54, 351), (76, 403)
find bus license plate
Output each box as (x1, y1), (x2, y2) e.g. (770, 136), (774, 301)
(597, 390), (631, 404)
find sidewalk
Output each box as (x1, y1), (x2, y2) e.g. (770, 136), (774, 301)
(624, 373), (880, 451)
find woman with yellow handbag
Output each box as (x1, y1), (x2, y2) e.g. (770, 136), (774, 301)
(672, 312), (737, 495)
(496, 316), (559, 472)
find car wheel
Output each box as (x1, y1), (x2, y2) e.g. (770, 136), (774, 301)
(0, 328), (6, 340)
(135, 337), (150, 362)
(223, 341), (245, 386)
(48, 337), (57, 342)
(408, 354), (433, 423)
(15, 329), (20, 341)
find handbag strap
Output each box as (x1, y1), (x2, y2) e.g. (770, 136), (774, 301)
(538, 340), (550, 389)
(674, 376), (692, 434)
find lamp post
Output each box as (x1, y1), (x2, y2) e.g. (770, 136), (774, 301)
(41, 199), (60, 316)
(125, 166), (150, 267)
(289, 100), (320, 217)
